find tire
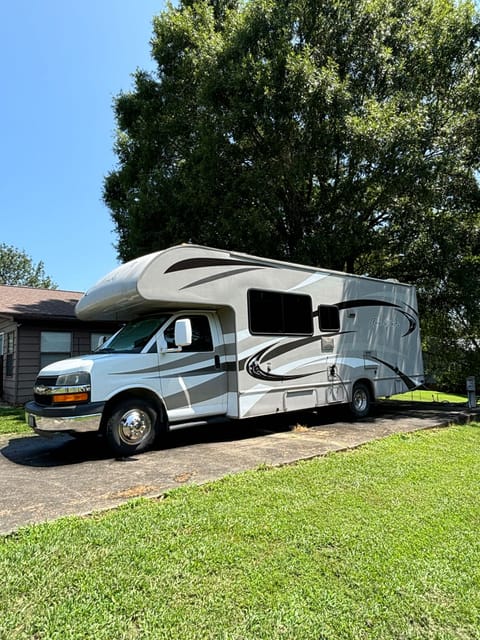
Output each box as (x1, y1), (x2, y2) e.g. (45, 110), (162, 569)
(349, 382), (371, 418)
(105, 399), (158, 457)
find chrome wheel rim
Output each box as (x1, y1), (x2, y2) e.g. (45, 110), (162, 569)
(353, 388), (368, 413)
(118, 409), (152, 445)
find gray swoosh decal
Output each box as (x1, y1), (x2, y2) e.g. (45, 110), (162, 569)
(335, 299), (417, 337)
(245, 344), (327, 382)
(164, 377), (226, 412)
(368, 355), (417, 390)
(165, 257), (261, 273)
(161, 364), (220, 378)
(180, 267), (261, 290)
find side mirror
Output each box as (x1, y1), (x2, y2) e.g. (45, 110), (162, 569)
(95, 335), (108, 349)
(175, 318), (192, 347)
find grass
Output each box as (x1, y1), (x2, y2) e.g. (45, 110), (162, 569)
(0, 405), (29, 436)
(387, 389), (469, 404)
(2, 423), (480, 639)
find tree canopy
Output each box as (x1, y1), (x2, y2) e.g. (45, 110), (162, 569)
(104, 0), (480, 389)
(0, 243), (57, 289)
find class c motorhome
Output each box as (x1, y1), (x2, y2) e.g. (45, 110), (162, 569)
(26, 245), (424, 456)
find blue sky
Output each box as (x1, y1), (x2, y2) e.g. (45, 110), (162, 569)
(1, 1), (166, 292)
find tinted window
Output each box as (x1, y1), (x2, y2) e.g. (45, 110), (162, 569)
(318, 305), (340, 332)
(164, 315), (213, 352)
(249, 290), (313, 335)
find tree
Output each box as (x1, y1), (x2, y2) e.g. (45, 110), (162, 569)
(361, 209), (480, 391)
(104, 0), (480, 388)
(105, 0), (480, 269)
(0, 243), (57, 289)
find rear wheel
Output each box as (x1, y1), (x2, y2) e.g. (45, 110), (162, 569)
(105, 399), (158, 456)
(349, 382), (371, 418)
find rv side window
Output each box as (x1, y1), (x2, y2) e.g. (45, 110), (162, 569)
(164, 315), (213, 352)
(248, 290), (313, 335)
(318, 305), (340, 332)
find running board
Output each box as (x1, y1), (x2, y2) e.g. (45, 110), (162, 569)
(168, 416), (230, 431)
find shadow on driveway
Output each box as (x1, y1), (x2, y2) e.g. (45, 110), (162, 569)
(2, 405), (357, 469)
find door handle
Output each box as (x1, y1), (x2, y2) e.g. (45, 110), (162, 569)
(214, 355), (221, 369)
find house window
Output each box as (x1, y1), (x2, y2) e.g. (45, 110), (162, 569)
(90, 333), (113, 351)
(318, 305), (340, 332)
(248, 289), (313, 335)
(5, 332), (14, 377)
(40, 331), (72, 368)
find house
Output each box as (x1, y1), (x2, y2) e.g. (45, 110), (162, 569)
(0, 285), (120, 405)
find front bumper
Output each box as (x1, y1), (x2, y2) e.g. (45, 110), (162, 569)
(25, 401), (105, 436)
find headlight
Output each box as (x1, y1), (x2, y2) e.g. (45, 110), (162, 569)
(56, 372), (90, 387)
(34, 372), (91, 405)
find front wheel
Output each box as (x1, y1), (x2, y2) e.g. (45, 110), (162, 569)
(105, 399), (158, 457)
(349, 382), (371, 418)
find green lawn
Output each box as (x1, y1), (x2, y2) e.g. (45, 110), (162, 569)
(2, 423), (480, 639)
(0, 405), (29, 436)
(387, 389), (469, 404)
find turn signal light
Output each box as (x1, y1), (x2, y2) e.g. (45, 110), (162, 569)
(52, 393), (89, 404)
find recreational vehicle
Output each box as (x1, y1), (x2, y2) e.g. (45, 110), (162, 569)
(26, 245), (424, 455)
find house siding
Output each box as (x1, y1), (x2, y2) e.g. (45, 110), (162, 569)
(1, 319), (120, 405)
(17, 326), (41, 404)
(0, 285), (121, 405)
(72, 331), (95, 357)
(0, 319), (18, 404)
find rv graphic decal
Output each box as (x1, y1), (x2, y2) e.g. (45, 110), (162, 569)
(334, 299), (418, 337)
(162, 376), (226, 411)
(244, 341), (417, 389)
(367, 354), (418, 390)
(245, 344), (327, 382)
(165, 257), (260, 273)
(180, 267), (261, 290)
(243, 335), (335, 382)
(161, 363), (220, 378)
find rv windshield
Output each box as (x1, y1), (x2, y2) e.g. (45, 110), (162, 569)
(97, 315), (171, 353)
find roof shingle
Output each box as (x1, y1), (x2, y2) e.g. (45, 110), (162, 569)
(0, 285), (83, 320)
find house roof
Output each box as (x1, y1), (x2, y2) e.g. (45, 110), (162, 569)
(0, 285), (83, 321)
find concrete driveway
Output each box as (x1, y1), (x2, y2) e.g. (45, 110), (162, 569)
(1, 401), (477, 535)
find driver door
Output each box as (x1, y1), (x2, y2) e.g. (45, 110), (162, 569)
(158, 313), (228, 421)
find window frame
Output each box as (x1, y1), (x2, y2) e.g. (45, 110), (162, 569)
(163, 314), (214, 353)
(5, 331), (14, 377)
(40, 331), (72, 369)
(318, 305), (340, 332)
(248, 289), (314, 336)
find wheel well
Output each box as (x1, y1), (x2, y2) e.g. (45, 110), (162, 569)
(352, 378), (375, 402)
(100, 389), (167, 433)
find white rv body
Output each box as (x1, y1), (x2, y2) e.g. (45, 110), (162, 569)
(26, 245), (424, 454)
